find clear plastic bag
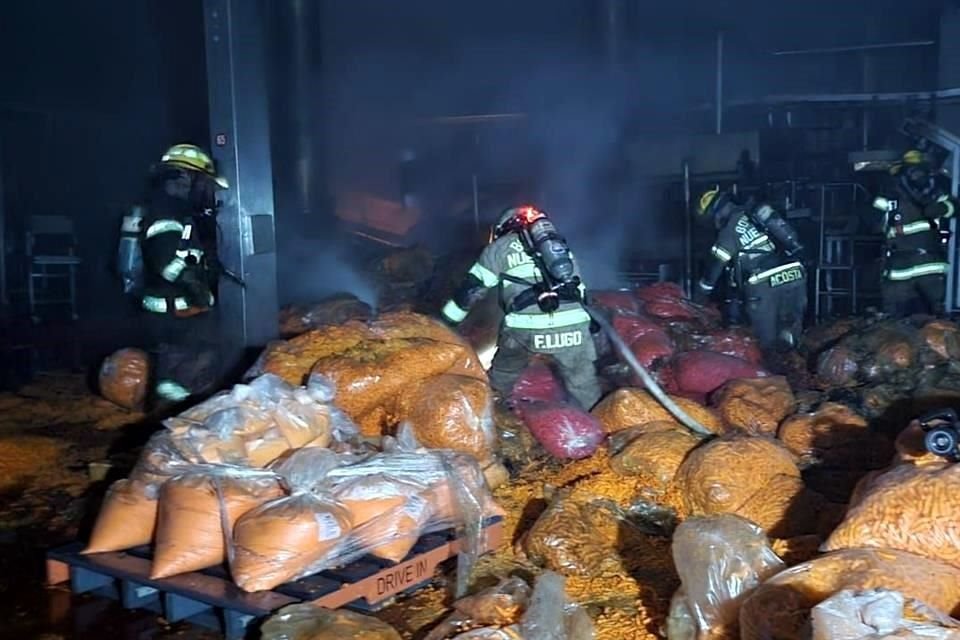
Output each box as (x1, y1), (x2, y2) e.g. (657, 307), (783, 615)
(739, 549), (960, 640)
(98, 347), (150, 410)
(823, 460), (960, 570)
(260, 604), (401, 640)
(667, 514), (785, 640)
(83, 479), (159, 553)
(520, 571), (596, 640)
(159, 374), (357, 469)
(396, 373), (495, 462)
(811, 589), (960, 640)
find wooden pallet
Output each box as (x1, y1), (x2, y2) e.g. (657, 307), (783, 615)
(47, 517), (504, 639)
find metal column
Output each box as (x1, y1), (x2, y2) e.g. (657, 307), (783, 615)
(204, 0), (279, 378)
(0, 138), (6, 314)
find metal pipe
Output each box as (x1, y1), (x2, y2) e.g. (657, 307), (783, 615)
(0, 140), (5, 310)
(682, 160), (692, 297)
(715, 31), (724, 135)
(472, 173), (480, 236)
(815, 185), (827, 321)
(423, 113), (526, 126)
(773, 40), (935, 56)
(604, 0), (622, 70)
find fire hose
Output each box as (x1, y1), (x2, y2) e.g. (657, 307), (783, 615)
(582, 304), (715, 438)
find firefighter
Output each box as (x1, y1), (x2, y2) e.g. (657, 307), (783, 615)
(695, 187), (807, 350)
(441, 206), (602, 410)
(140, 144), (229, 408)
(873, 149), (956, 317)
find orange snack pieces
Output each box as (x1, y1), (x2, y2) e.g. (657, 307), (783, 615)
(396, 374), (494, 461)
(591, 388), (722, 434)
(369, 311), (487, 382)
(777, 402), (892, 469)
(713, 376), (795, 437)
(609, 426), (700, 490)
(823, 460), (960, 569)
(98, 348), (150, 411)
(231, 495), (352, 592)
(736, 474), (823, 538)
(676, 436), (799, 516)
(310, 338), (464, 427)
(84, 479), (158, 553)
(740, 549), (960, 640)
(919, 319), (960, 360)
(151, 474), (283, 578)
(260, 322), (373, 385)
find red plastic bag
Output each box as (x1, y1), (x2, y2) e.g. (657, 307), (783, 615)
(612, 313), (668, 345)
(697, 329), (764, 365)
(521, 402), (606, 460)
(630, 333), (675, 369)
(636, 282), (686, 303)
(589, 290), (641, 315)
(511, 364), (567, 406)
(665, 351), (768, 396)
(643, 299), (702, 321)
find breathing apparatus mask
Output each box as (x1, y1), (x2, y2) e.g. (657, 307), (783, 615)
(493, 206), (580, 313)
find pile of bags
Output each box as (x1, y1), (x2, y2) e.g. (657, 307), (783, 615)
(83, 373), (503, 593)
(591, 284), (768, 401)
(807, 315), (960, 423)
(667, 514), (960, 640)
(261, 571), (593, 640)
(278, 293), (373, 338)
(251, 312), (495, 462)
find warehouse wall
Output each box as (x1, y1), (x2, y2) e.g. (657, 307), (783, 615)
(0, 0), (207, 358)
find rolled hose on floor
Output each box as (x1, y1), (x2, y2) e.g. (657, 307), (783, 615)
(584, 304), (714, 438)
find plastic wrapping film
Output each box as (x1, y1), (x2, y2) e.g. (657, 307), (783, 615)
(260, 604), (402, 640)
(810, 589), (960, 640)
(427, 573), (594, 640)
(424, 576), (532, 640)
(84, 479), (160, 553)
(89, 374), (359, 555)
(226, 447), (503, 593)
(152, 468), (283, 578)
(520, 571), (596, 640)
(160, 373), (359, 469)
(665, 515), (785, 640)
(739, 549), (960, 640)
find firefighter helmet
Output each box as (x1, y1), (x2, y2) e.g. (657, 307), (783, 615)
(160, 144), (229, 189)
(902, 149), (928, 165)
(492, 205), (546, 241)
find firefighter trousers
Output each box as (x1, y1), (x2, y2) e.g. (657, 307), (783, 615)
(882, 274), (945, 317)
(743, 277), (807, 350)
(488, 322), (602, 410)
(142, 309), (220, 408)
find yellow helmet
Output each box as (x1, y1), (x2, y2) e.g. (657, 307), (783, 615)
(698, 186), (721, 216)
(160, 144), (229, 189)
(902, 149), (927, 165)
